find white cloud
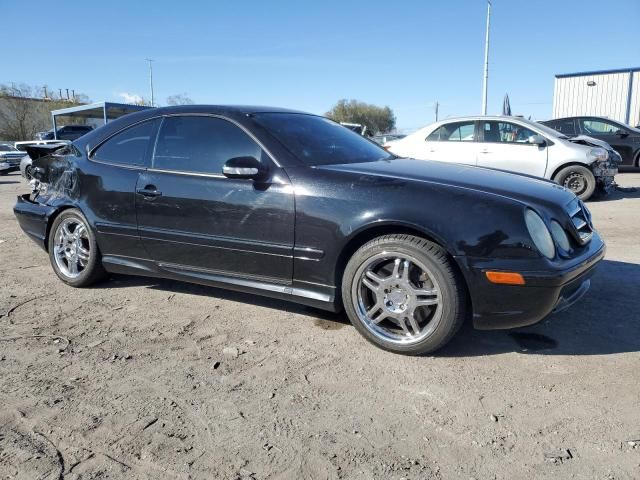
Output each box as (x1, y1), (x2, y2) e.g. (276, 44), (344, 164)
(118, 92), (143, 104)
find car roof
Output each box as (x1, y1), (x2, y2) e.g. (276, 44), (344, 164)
(147, 105), (307, 116)
(79, 105), (315, 151)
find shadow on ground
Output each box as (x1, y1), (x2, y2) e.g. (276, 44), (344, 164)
(590, 184), (640, 202)
(102, 259), (640, 357)
(439, 259), (640, 357)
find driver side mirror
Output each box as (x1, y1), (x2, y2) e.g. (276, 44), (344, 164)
(528, 134), (547, 146)
(222, 156), (266, 180)
(615, 129), (629, 138)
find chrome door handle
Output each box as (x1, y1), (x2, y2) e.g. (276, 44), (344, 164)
(136, 186), (162, 197)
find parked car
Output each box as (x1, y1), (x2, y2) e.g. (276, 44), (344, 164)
(14, 106), (605, 355)
(541, 116), (640, 168)
(0, 143), (28, 175)
(373, 133), (406, 145)
(36, 125), (94, 141)
(385, 116), (621, 200)
(14, 140), (70, 180)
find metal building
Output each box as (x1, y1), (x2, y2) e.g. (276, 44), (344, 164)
(50, 101), (152, 139)
(552, 67), (640, 126)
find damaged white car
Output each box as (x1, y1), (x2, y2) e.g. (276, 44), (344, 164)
(384, 116), (621, 200)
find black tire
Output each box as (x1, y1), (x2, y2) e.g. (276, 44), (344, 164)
(341, 234), (466, 355)
(553, 165), (596, 201)
(24, 165), (34, 181)
(47, 208), (107, 287)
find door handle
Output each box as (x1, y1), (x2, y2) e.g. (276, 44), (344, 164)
(136, 185), (162, 197)
(479, 149), (491, 154)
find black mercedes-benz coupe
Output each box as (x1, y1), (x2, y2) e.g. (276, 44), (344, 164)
(14, 106), (605, 355)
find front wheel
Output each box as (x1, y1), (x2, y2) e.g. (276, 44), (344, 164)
(342, 235), (466, 355)
(554, 165), (596, 201)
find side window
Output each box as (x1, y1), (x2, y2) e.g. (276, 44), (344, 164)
(426, 121), (476, 142)
(92, 120), (157, 166)
(482, 121), (537, 144)
(550, 119), (576, 135)
(580, 119), (618, 135)
(152, 116), (263, 174)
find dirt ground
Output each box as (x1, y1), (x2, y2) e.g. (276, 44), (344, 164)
(1, 170), (639, 480)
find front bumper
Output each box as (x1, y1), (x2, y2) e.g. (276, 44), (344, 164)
(13, 194), (58, 250)
(455, 232), (606, 330)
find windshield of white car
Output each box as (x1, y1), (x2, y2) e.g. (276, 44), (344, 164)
(254, 113), (394, 166)
(0, 144), (17, 152)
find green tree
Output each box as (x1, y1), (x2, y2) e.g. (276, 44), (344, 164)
(166, 93), (194, 106)
(325, 99), (396, 135)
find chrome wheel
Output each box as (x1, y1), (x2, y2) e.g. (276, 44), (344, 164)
(351, 252), (442, 345)
(563, 172), (587, 196)
(53, 217), (91, 279)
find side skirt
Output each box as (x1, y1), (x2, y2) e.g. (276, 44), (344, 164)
(101, 255), (339, 312)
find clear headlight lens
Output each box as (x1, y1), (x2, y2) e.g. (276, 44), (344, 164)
(550, 221), (571, 251)
(525, 209), (555, 259)
(588, 147), (608, 161)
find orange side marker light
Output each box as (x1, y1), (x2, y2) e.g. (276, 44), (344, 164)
(485, 271), (526, 285)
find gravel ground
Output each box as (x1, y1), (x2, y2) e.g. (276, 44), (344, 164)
(1, 171), (639, 480)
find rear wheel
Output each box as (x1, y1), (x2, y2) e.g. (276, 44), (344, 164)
(554, 165), (596, 201)
(342, 234), (466, 355)
(48, 209), (107, 287)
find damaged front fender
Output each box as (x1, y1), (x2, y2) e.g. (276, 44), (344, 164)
(568, 135), (622, 194)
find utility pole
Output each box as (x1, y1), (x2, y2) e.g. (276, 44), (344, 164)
(434, 101), (440, 122)
(146, 59), (155, 107)
(481, 0), (492, 115)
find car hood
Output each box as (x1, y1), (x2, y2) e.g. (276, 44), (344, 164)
(317, 158), (575, 207)
(567, 135), (612, 150)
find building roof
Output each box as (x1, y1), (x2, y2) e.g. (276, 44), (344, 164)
(555, 67), (640, 79)
(51, 101), (151, 120)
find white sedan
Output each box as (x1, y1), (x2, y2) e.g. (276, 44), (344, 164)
(385, 116), (620, 200)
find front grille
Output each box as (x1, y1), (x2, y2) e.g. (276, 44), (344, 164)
(567, 198), (593, 245)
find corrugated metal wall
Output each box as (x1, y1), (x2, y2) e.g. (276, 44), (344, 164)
(630, 71), (640, 127)
(553, 70), (639, 126)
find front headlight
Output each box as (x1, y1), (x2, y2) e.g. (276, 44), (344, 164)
(525, 209), (555, 259)
(549, 221), (571, 251)
(588, 147), (608, 161)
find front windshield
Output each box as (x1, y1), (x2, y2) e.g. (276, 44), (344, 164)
(0, 144), (16, 152)
(254, 113), (394, 166)
(607, 119), (640, 134)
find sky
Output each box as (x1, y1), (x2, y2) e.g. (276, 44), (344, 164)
(3, 0), (639, 132)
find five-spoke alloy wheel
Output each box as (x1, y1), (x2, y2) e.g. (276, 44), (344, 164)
(342, 234), (466, 355)
(48, 209), (106, 287)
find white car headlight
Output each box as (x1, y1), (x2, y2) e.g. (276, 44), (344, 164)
(588, 147), (608, 161)
(525, 209), (555, 259)
(549, 221), (571, 251)
(0, 161), (9, 169)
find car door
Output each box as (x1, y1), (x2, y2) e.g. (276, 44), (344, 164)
(578, 118), (635, 165)
(421, 120), (478, 165)
(135, 115), (295, 284)
(476, 120), (548, 177)
(86, 118), (160, 259)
